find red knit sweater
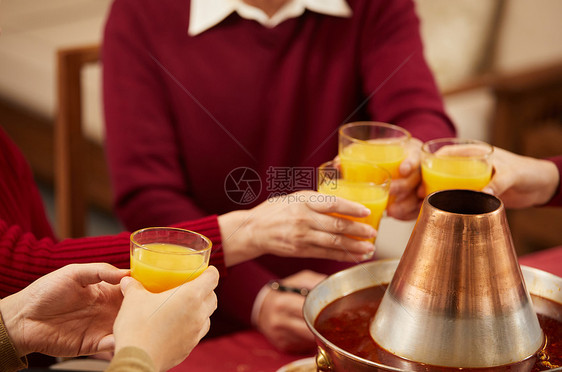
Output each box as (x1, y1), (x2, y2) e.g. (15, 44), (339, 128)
(0, 128), (225, 297)
(102, 0), (456, 329)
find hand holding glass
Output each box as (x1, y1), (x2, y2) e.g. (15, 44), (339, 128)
(421, 138), (494, 196)
(318, 160), (390, 244)
(130, 227), (212, 293)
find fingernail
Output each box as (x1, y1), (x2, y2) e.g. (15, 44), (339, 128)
(361, 206), (371, 216)
(401, 162), (411, 175)
(361, 250), (375, 261)
(482, 187), (494, 195)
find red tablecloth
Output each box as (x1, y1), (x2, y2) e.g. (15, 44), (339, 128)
(173, 246), (562, 372)
(171, 329), (310, 372)
(519, 245), (562, 275)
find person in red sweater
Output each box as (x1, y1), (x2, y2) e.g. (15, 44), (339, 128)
(0, 125), (373, 298)
(102, 0), (457, 352)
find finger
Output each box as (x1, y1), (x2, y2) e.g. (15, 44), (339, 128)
(307, 195), (371, 218)
(197, 318), (212, 341)
(283, 317), (316, 342)
(120, 276), (143, 295)
(401, 139), (422, 176)
(303, 229), (375, 254)
(435, 143), (489, 157)
(72, 263), (128, 287)
(97, 334), (115, 353)
(310, 212), (376, 239)
(282, 299), (307, 319)
(300, 244), (369, 262)
(387, 194), (421, 220)
(416, 179), (427, 198)
(483, 173), (510, 197)
(390, 170), (421, 200)
(202, 291), (218, 317)
(191, 266), (220, 292)
(175, 266), (220, 300)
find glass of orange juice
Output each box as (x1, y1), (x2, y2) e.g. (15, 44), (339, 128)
(318, 160), (391, 244)
(421, 138), (494, 196)
(338, 122), (411, 181)
(130, 227), (212, 293)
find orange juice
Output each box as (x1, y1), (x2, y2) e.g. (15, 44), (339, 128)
(318, 179), (389, 242)
(340, 142), (406, 180)
(422, 157), (492, 195)
(131, 243), (208, 293)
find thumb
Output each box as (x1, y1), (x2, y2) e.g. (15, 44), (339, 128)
(482, 173), (504, 197)
(97, 334), (115, 353)
(120, 276), (143, 295)
(401, 139), (422, 177)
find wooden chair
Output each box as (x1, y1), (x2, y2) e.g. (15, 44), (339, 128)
(55, 44), (113, 239)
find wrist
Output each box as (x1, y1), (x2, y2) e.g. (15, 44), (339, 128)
(218, 210), (260, 266)
(0, 296), (28, 358)
(114, 340), (162, 371)
(535, 160), (560, 206)
(251, 284), (273, 328)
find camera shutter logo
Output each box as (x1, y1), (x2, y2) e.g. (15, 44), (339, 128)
(224, 167), (262, 205)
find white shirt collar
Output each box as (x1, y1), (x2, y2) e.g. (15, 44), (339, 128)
(188, 0), (352, 36)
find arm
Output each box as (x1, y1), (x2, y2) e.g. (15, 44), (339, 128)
(0, 216), (226, 298)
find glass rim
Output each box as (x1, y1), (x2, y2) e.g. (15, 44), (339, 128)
(130, 227), (213, 254)
(422, 138), (494, 157)
(318, 160), (392, 187)
(338, 121), (412, 145)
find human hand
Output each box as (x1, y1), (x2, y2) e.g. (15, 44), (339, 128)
(387, 138), (423, 220)
(219, 190), (377, 266)
(257, 270), (326, 354)
(0, 263), (126, 358)
(113, 266), (219, 371)
(483, 147), (559, 208)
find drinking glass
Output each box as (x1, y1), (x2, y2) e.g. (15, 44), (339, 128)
(338, 122), (411, 180)
(318, 160), (391, 244)
(130, 227), (212, 293)
(421, 138), (494, 196)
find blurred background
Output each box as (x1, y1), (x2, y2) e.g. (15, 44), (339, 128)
(0, 0), (561, 256)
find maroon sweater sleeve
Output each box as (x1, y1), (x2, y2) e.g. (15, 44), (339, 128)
(545, 156), (562, 207)
(0, 216), (226, 298)
(0, 221), (130, 297)
(359, 0), (456, 142)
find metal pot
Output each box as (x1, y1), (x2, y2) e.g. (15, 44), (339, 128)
(304, 259), (562, 371)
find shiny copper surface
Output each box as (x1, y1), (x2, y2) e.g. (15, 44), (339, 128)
(370, 190), (544, 368)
